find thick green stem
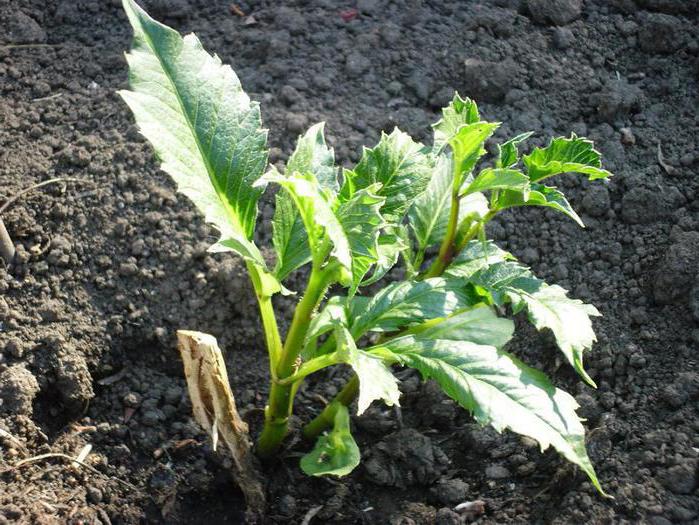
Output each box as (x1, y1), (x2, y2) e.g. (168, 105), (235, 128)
(246, 262), (283, 378)
(303, 375), (359, 439)
(424, 191), (460, 278)
(256, 264), (333, 458)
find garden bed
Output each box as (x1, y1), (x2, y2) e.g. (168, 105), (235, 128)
(0, 0), (697, 523)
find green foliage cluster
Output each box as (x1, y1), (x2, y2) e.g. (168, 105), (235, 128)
(120, 0), (612, 494)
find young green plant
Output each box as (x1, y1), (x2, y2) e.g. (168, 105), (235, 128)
(119, 0), (612, 496)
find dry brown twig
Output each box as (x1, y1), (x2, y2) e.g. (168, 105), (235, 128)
(10, 452), (139, 492)
(0, 177), (93, 267)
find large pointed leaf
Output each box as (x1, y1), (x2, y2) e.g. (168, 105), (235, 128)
(496, 183), (584, 227)
(120, 0), (267, 249)
(335, 185), (386, 293)
(523, 135), (612, 182)
(341, 128), (433, 222)
(264, 171), (351, 270)
(273, 123), (337, 280)
(301, 405), (360, 477)
(432, 93), (481, 153)
(349, 277), (474, 337)
(370, 336), (605, 494)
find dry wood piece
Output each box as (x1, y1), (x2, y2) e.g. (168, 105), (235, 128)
(177, 330), (266, 519)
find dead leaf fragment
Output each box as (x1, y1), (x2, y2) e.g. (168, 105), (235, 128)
(177, 330), (266, 518)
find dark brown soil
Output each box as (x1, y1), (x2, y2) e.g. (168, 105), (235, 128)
(1, 0), (698, 523)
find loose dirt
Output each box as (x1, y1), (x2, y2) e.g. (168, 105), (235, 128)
(1, 0), (697, 523)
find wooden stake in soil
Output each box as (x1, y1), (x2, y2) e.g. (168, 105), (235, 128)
(177, 330), (266, 518)
(0, 218), (15, 266)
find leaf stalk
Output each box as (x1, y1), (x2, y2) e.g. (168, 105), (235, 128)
(256, 260), (338, 457)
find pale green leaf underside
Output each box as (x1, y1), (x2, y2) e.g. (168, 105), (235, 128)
(335, 185), (386, 294)
(463, 168), (530, 197)
(300, 405), (360, 477)
(334, 326), (400, 415)
(524, 135), (612, 182)
(372, 336), (605, 494)
(273, 123), (337, 281)
(508, 284), (601, 388)
(445, 240), (514, 280)
(409, 154), (489, 251)
(412, 305), (514, 349)
(497, 184), (584, 227)
(120, 0), (268, 247)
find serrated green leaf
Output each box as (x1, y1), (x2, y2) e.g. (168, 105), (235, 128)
(371, 336), (606, 495)
(341, 128), (433, 222)
(300, 405), (360, 477)
(409, 155), (489, 252)
(433, 93), (481, 153)
(273, 123), (337, 281)
(523, 135), (612, 182)
(349, 277), (475, 337)
(335, 185), (386, 294)
(271, 185), (309, 281)
(410, 305), (514, 349)
(120, 0), (267, 248)
(408, 154), (453, 250)
(497, 132), (534, 168)
(449, 122), (500, 190)
(361, 231), (406, 286)
(286, 122), (338, 191)
(264, 171), (351, 270)
(464, 260), (600, 387)
(334, 326), (401, 415)
(394, 223), (419, 280)
(462, 168), (530, 197)
(496, 184), (584, 227)
(445, 240), (514, 280)
(507, 284), (601, 389)
(469, 261), (542, 306)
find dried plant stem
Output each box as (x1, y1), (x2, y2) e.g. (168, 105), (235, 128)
(0, 218), (15, 265)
